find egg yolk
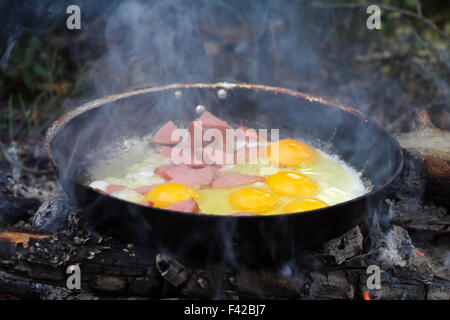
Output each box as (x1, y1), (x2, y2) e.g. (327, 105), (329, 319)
(229, 187), (279, 214)
(266, 171), (319, 197)
(283, 198), (328, 213)
(144, 183), (199, 208)
(267, 139), (317, 168)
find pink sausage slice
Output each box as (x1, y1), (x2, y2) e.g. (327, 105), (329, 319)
(134, 184), (161, 195)
(139, 200), (154, 207)
(169, 165), (215, 189)
(188, 112), (232, 148)
(152, 121), (181, 145)
(166, 197), (201, 214)
(211, 173), (264, 188)
(158, 145), (173, 158)
(200, 145), (236, 167)
(155, 164), (190, 180)
(158, 145), (206, 167)
(155, 164), (215, 188)
(198, 111), (231, 131)
(106, 184), (126, 194)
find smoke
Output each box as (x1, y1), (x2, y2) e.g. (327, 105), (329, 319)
(79, 0), (330, 98)
(74, 0), (448, 135)
(48, 0), (403, 269)
(444, 251), (450, 274)
(0, 0), (447, 127)
(91, 1), (207, 94)
(3, 0), (448, 280)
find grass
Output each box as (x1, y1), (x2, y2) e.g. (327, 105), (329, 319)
(2, 34), (80, 144)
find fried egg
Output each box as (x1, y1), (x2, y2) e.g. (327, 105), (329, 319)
(266, 171), (319, 197)
(283, 198), (328, 213)
(144, 182), (199, 208)
(267, 139), (317, 168)
(228, 187), (279, 213)
(88, 137), (367, 215)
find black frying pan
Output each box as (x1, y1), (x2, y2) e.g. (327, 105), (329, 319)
(45, 83), (403, 265)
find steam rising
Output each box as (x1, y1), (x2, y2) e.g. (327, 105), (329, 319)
(84, 0), (326, 97)
(2, 0), (448, 279)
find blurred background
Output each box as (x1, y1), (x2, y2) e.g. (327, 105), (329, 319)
(0, 0), (448, 178)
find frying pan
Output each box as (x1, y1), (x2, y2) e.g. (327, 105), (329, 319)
(45, 83), (403, 265)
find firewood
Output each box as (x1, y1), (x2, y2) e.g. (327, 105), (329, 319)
(396, 110), (450, 208)
(0, 221), (448, 300)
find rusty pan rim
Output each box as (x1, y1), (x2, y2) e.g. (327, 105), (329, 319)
(44, 82), (404, 219)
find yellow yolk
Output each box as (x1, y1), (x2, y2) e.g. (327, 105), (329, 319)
(266, 171), (319, 197)
(229, 187), (279, 214)
(91, 136), (368, 216)
(144, 183), (199, 208)
(283, 198), (328, 213)
(267, 139), (317, 168)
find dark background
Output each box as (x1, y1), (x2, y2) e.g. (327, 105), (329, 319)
(0, 0), (448, 173)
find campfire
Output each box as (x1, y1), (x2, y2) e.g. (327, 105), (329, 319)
(0, 90), (449, 300)
(0, 1), (449, 301)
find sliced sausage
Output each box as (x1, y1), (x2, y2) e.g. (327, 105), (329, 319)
(189, 111), (232, 148)
(166, 197), (200, 214)
(152, 121), (181, 145)
(134, 184), (160, 195)
(169, 165), (215, 189)
(155, 164), (190, 180)
(159, 145), (205, 167)
(106, 184), (126, 194)
(211, 172), (264, 188)
(139, 200), (154, 207)
(198, 111), (232, 131)
(156, 163), (215, 188)
(198, 145), (235, 167)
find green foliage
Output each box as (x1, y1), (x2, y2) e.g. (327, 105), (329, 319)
(2, 35), (77, 143)
(7, 36), (68, 95)
(1, 0), (448, 144)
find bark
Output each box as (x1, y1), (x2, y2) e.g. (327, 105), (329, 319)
(0, 223), (448, 300)
(396, 110), (450, 208)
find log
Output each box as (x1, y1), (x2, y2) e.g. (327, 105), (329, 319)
(396, 110), (450, 208)
(389, 198), (450, 234)
(0, 221), (448, 300)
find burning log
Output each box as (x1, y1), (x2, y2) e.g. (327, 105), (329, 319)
(0, 232), (49, 248)
(0, 214), (448, 300)
(320, 225), (364, 265)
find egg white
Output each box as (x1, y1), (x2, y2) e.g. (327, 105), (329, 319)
(88, 142), (367, 215)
